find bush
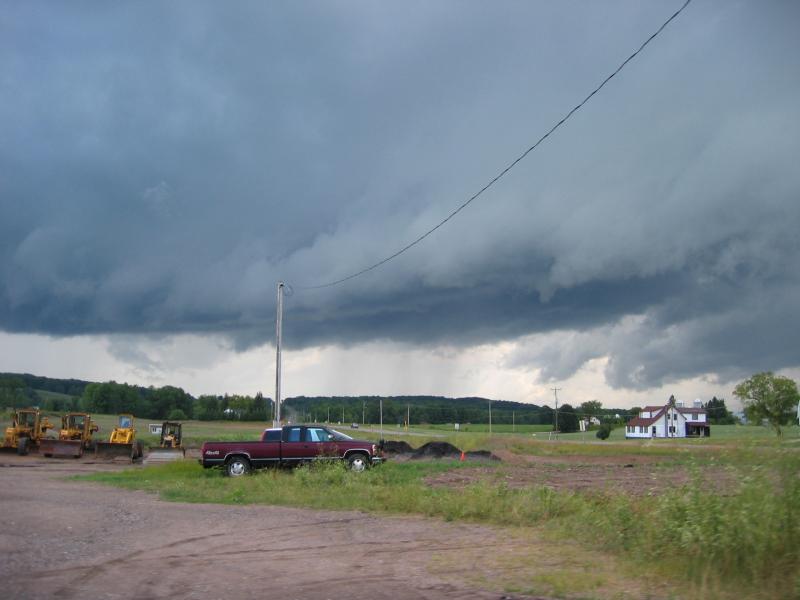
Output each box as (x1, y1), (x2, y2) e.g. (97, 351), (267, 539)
(595, 423), (612, 440)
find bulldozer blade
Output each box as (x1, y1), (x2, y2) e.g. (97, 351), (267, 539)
(94, 441), (135, 462)
(39, 438), (83, 458)
(143, 448), (186, 465)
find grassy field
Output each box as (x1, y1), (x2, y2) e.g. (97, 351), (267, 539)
(82, 448), (800, 600)
(70, 416), (800, 600)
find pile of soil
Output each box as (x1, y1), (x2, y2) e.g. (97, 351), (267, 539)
(381, 440), (414, 454)
(410, 441), (462, 459)
(382, 441), (500, 462)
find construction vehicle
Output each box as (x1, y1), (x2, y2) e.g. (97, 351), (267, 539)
(144, 421), (185, 464)
(95, 413), (143, 462)
(2, 408), (55, 455)
(40, 412), (99, 458)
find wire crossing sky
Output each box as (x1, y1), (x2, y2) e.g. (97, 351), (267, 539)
(296, 0), (693, 290)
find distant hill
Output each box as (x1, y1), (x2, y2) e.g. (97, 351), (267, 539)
(0, 372), (91, 397)
(2, 372), (623, 426)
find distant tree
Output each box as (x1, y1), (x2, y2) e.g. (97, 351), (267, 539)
(734, 372), (799, 436)
(0, 376), (26, 409)
(167, 408), (188, 421)
(629, 406), (642, 418)
(149, 386), (193, 420)
(596, 423), (613, 440)
(82, 382), (140, 415)
(194, 395), (223, 421)
(557, 404), (579, 433)
(579, 400), (603, 418)
(704, 397), (736, 425)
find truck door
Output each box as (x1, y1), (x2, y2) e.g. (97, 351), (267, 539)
(280, 426), (307, 464)
(304, 426), (337, 459)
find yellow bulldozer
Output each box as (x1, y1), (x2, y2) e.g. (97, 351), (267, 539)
(95, 413), (143, 462)
(144, 421), (185, 464)
(2, 408), (55, 455)
(39, 412), (99, 458)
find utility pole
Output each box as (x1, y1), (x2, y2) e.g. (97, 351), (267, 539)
(362, 399), (365, 425)
(406, 404), (410, 431)
(488, 400), (492, 434)
(552, 387), (561, 437)
(380, 398), (383, 438)
(274, 281), (284, 428)
(512, 410), (515, 433)
(327, 406), (330, 423)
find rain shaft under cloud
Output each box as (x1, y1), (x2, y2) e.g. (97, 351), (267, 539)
(1, 1), (799, 390)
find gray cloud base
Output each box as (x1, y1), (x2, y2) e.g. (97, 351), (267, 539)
(2, 1), (799, 389)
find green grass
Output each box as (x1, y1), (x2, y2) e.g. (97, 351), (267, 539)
(80, 450), (800, 599)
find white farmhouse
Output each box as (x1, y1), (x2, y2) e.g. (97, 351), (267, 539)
(625, 396), (710, 439)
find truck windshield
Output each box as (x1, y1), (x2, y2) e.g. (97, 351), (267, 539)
(328, 429), (353, 441)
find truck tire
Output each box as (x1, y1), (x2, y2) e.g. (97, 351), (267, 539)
(347, 453), (369, 472)
(225, 456), (251, 477)
(17, 438), (29, 456)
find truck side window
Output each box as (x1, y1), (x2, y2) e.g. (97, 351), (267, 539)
(305, 428), (327, 442)
(264, 430), (281, 442)
(286, 427), (302, 442)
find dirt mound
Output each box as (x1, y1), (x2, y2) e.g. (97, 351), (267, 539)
(410, 441), (462, 459)
(382, 441), (500, 462)
(382, 440), (414, 454)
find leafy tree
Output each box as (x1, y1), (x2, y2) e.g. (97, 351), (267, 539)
(194, 395), (223, 421)
(557, 403), (579, 433)
(704, 397), (736, 425)
(148, 386), (193, 419)
(0, 376), (26, 409)
(579, 400), (603, 417)
(734, 372), (799, 436)
(82, 382), (140, 415)
(167, 408), (188, 420)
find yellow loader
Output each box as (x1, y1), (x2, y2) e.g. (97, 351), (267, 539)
(40, 412), (99, 458)
(2, 408), (55, 455)
(144, 421), (185, 464)
(94, 414), (143, 462)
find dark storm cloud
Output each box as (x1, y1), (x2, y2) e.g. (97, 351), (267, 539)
(2, 1), (799, 388)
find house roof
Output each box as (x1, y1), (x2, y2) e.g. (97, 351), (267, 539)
(628, 403), (708, 427)
(628, 407), (666, 427)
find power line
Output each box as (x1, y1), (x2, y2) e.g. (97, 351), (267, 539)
(296, 0), (692, 290)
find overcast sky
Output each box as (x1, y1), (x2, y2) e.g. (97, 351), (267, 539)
(2, 1), (798, 409)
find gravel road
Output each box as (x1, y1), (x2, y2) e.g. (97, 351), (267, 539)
(0, 454), (545, 600)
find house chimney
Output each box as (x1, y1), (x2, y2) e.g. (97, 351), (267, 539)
(676, 401), (684, 408)
(694, 399), (702, 409)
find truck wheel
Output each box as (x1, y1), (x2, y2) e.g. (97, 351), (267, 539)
(347, 453), (369, 472)
(17, 438), (29, 456)
(225, 456), (251, 477)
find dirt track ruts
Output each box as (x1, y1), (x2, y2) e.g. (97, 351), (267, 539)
(0, 455), (546, 600)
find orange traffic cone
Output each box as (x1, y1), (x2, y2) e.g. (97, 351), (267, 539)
(460, 451), (466, 461)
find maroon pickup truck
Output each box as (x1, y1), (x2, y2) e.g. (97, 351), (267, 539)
(200, 424), (383, 476)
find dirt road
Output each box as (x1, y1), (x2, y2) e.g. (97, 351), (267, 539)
(1, 455), (547, 600)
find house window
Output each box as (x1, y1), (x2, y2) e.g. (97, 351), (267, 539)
(692, 414), (697, 420)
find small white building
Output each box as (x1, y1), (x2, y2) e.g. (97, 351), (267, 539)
(625, 396), (710, 439)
